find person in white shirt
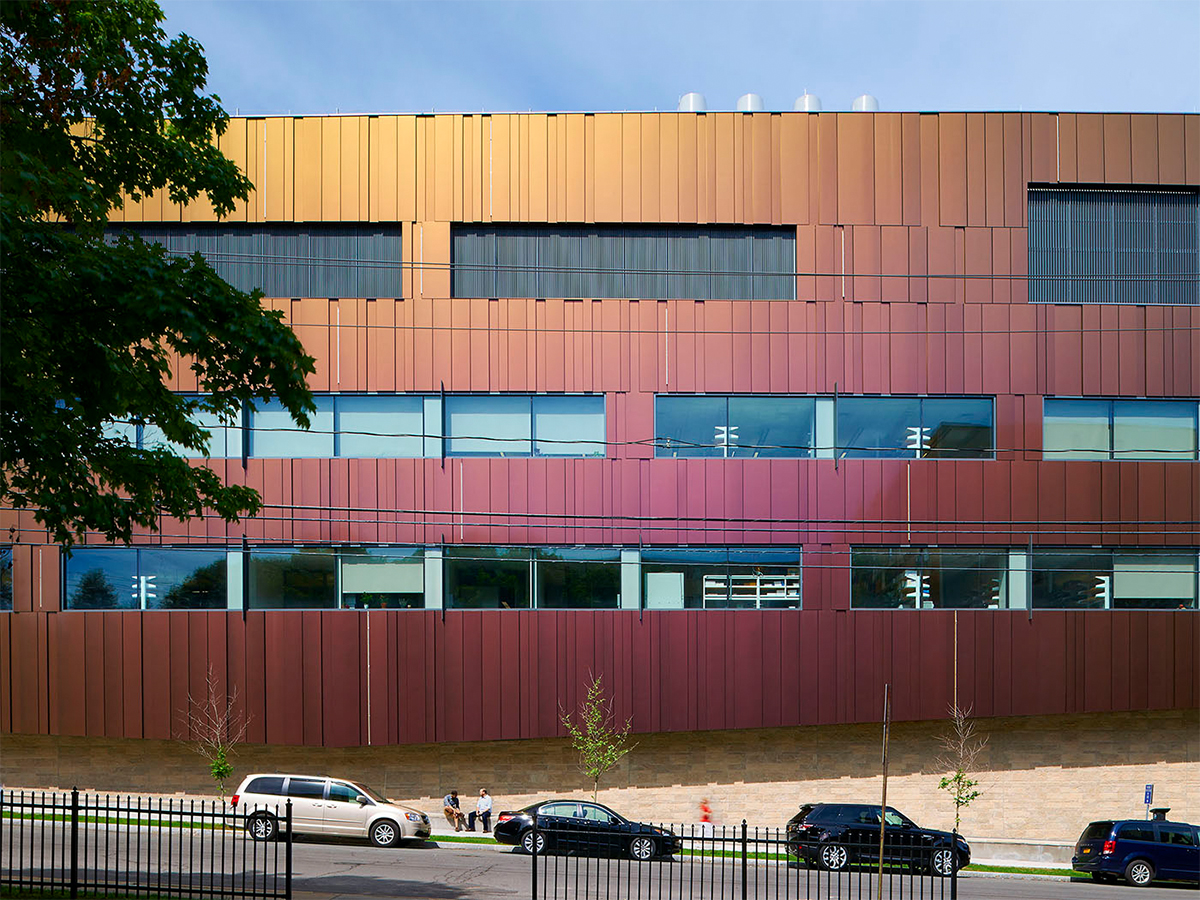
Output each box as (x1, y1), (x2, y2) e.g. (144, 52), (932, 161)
(469, 788), (493, 832)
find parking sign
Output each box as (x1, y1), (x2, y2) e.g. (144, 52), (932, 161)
(1144, 784), (1154, 805)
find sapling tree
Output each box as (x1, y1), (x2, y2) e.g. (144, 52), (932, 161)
(560, 674), (637, 801)
(183, 665), (250, 798)
(935, 704), (988, 833)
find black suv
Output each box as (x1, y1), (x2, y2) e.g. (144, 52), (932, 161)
(1073, 818), (1199, 887)
(786, 803), (970, 875)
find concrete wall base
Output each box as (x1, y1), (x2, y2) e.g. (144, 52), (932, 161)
(3, 708), (1196, 845)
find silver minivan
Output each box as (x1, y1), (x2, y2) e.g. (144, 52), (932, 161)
(232, 773), (431, 847)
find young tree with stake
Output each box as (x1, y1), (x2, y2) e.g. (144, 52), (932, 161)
(561, 674), (637, 801)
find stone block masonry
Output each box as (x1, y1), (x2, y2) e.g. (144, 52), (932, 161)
(2, 708), (1195, 844)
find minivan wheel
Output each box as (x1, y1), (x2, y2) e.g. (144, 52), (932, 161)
(819, 843), (850, 871)
(629, 836), (657, 861)
(369, 819), (400, 848)
(520, 830), (546, 855)
(1125, 859), (1154, 887)
(247, 813), (277, 842)
(931, 848), (957, 876)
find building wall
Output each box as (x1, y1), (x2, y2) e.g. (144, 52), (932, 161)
(3, 709), (1197, 844)
(2, 608), (1195, 745)
(2, 112), (1198, 755)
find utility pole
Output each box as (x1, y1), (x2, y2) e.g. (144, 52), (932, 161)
(877, 683), (891, 900)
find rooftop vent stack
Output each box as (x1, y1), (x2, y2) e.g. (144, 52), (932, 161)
(736, 93), (765, 112)
(678, 92), (708, 112)
(851, 93), (880, 112)
(794, 93), (823, 111)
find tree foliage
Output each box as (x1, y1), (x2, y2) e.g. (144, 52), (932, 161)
(560, 674), (637, 801)
(0, 0), (315, 548)
(935, 704), (988, 833)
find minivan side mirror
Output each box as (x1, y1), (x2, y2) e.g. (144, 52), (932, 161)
(357, 795), (369, 806)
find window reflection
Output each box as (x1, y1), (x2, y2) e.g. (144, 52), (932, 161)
(65, 548), (226, 610)
(642, 548), (801, 609)
(248, 550), (337, 609)
(535, 548), (620, 609)
(445, 547), (532, 608)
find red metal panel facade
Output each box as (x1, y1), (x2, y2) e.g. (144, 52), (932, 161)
(2, 111), (1198, 747)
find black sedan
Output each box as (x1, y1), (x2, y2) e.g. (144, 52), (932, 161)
(493, 800), (680, 861)
(786, 803), (970, 875)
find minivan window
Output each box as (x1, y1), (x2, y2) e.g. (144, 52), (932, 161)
(328, 783), (360, 803)
(246, 776), (285, 795)
(287, 778), (326, 800)
(1160, 825), (1197, 846)
(1119, 824), (1156, 842)
(1082, 821), (1114, 841)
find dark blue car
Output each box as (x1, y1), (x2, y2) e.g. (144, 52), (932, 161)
(1072, 817), (1199, 887)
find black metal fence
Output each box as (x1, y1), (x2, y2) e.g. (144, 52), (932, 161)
(529, 819), (960, 900)
(1, 788), (292, 899)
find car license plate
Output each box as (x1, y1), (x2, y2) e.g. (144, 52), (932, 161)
(1082, 848), (1091, 854)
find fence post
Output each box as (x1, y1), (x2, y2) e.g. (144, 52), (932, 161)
(285, 800), (294, 900)
(740, 820), (748, 900)
(68, 788), (79, 900)
(530, 810), (538, 900)
(950, 829), (958, 900)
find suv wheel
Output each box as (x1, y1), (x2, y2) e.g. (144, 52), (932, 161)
(370, 819), (400, 848)
(247, 813), (277, 842)
(931, 848), (957, 876)
(819, 843), (850, 871)
(1124, 859), (1154, 887)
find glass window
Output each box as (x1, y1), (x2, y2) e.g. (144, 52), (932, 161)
(535, 548), (620, 609)
(642, 548), (800, 609)
(340, 547), (425, 609)
(336, 395), (425, 458)
(532, 396), (606, 457)
(837, 398), (921, 458)
(286, 778), (327, 800)
(1113, 401), (1198, 460)
(142, 400), (242, 459)
(540, 802), (579, 818)
(0, 547), (11, 611)
(445, 396), (532, 457)
(1159, 826), (1197, 847)
(444, 546), (531, 609)
(1032, 552), (1113, 609)
(137, 549), (227, 609)
(1117, 824), (1156, 843)
(1043, 399), (1111, 459)
(727, 397), (815, 459)
(923, 399), (994, 459)
(246, 776), (285, 795)
(926, 549), (1009, 609)
(851, 549), (924, 608)
(64, 549), (139, 609)
(248, 549), (337, 609)
(250, 397), (335, 458)
(328, 783), (360, 803)
(1112, 553), (1197, 610)
(655, 396), (727, 458)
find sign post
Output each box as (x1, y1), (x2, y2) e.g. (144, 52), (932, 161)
(1144, 784), (1154, 819)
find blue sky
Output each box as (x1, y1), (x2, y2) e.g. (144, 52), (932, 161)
(160, 0), (1200, 115)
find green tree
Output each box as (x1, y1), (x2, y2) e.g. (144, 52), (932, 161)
(560, 674), (637, 801)
(69, 568), (122, 609)
(1, 0), (315, 549)
(935, 704), (988, 833)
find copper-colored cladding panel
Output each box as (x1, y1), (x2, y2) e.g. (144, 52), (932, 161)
(8, 111), (1200, 746)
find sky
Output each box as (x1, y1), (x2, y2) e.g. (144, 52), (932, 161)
(158, 0), (1200, 116)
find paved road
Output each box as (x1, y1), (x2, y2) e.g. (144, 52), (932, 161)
(289, 837), (1199, 900)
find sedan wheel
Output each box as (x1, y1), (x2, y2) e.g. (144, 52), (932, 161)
(247, 813), (277, 842)
(521, 830), (547, 855)
(369, 819), (400, 848)
(819, 843), (849, 871)
(629, 836), (657, 861)
(1125, 859), (1154, 887)
(931, 848), (957, 876)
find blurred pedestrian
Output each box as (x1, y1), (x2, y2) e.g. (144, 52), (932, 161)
(442, 789), (466, 831)
(468, 788), (493, 832)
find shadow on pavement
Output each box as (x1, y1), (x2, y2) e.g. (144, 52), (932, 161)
(294, 874), (474, 898)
